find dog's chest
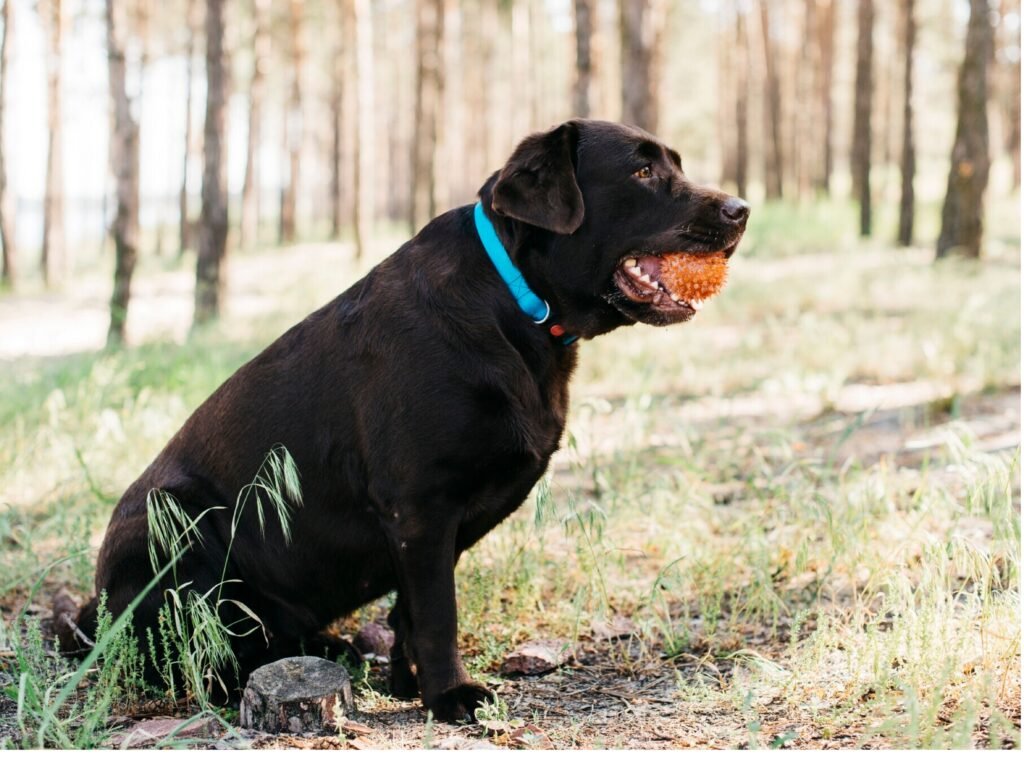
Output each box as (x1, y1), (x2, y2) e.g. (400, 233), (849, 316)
(451, 364), (571, 545)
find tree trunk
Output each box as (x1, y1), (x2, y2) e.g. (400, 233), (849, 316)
(193, 0), (230, 326)
(463, 0), (489, 192)
(351, 0), (374, 261)
(179, 0), (198, 258)
(482, 0), (504, 174)
(936, 0), (994, 259)
(0, 0), (15, 288)
(279, 0), (303, 244)
(41, 0), (64, 288)
(105, 0), (141, 347)
(793, 0), (816, 200)
(816, 0), (835, 194)
(411, 0), (444, 233)
(529, 0), (550, 128)
(735, 4), (749, 200)
(758, 0), (783, 200)
(573, 0), (596, 118)
(239, 657), (353, 734)
(879, 4), (895, 177)
(329, 1), (344, 239)
(897, 0), (915, 247)
(382, 0), (410, 222)
(851, 0), (874, 236)
(241, 0), (268, 250)
(1009, 51), (1020, 190)
(440, 0), (463, 207)
(1001, 0), (1020, 190)
(619, 0), (665, 133)
(717, 4), (735, 189)
(511, 0), (533, 138)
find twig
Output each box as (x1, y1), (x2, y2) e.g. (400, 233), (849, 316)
(56, 613), (95, 648)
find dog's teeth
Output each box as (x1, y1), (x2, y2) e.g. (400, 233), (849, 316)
(691, 299), (704, 309)
(627, 266), (642, 277)
(624, 258), (637, 267)
(670, 292), (681, 301)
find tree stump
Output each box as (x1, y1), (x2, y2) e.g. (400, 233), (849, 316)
(239, 657), (354, 734)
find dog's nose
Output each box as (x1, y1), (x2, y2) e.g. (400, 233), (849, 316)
(720, 197), (750, 225)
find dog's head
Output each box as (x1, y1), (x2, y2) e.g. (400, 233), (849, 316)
(482, 119), (749, 338)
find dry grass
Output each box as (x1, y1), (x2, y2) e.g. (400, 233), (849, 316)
(0, 198), (1019, 749)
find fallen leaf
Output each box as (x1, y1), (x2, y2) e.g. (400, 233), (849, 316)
(339, 719), (374, 736)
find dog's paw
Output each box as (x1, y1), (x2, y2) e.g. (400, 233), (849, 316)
(425, 682), (495, 723)
(389, 661), (420, 700)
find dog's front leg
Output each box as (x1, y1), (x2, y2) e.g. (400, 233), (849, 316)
(385, 522), (493, 722)
(386, 597), (419, 699)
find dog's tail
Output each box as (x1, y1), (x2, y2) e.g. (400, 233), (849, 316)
(52, 589), (99, 658)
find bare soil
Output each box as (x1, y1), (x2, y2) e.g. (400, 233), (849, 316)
(1, 385), (1017, 750)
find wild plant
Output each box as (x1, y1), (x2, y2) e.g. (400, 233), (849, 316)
(4, 445), (301, 746)
(143, 444), (300, 708)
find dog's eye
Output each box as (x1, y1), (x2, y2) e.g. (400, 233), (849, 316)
(634, 165), (653, 179)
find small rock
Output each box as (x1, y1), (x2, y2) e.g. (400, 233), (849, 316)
(353, 622), (394, 658)
(500, 639), (573, 676)
(240, 656), (354, 734)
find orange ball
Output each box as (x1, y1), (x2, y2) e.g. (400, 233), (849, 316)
(659, 252), (729, 302)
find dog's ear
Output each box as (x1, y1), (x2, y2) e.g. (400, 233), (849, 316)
(492, 122), (584, 235)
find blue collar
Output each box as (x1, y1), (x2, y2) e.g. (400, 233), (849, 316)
(473, 202), (577, 345)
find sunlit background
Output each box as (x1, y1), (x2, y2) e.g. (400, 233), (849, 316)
(0, 0), (1019, 750)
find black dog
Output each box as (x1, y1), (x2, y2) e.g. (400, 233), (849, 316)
(59, 120), (748, 722)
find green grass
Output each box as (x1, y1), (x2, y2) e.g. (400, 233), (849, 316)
(0, 196), (1019, 748)
(1, 447), (299, 748)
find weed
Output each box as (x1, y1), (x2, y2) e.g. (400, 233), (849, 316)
(472, 691), (511, 724)
(1, 208), (1017, 748)
(1, 447), (300, 745)
(141, 446), (299, 708)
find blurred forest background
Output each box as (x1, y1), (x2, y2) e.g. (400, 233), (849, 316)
(0, 0), (1021, 749)
(0, 0), (1019, 344)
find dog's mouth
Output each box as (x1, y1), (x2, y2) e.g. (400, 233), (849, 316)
(611, 238), (739, 322)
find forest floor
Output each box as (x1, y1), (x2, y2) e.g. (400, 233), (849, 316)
(0, 199), (1020, 749)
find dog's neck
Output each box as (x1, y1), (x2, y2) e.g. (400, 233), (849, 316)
(473, 201), (577, 346)
(476, 178), (634, 342)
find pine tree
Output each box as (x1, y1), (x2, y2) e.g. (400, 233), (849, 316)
(194, 0), (230, 325)
(936, 0), (994, 259)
